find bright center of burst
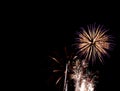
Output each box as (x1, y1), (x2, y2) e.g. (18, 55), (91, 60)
(90, 39), (96, 46)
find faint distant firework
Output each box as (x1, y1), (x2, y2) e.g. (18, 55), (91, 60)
(48, 47), (98, 91)
(48, 47), (77, 91)
(74, 24), (113, 63)
(48, 23), (114, 91)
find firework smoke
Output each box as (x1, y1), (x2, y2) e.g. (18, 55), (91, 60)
(75, 24), (113, 63)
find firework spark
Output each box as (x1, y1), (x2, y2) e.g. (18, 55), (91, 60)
(49, 55), (97, 91)
(71, 59), (97, 91)
(75, 24), (113, 63)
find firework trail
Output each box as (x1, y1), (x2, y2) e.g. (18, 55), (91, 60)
(49, 55), (67, 91)
(74, 24), (113, 63)
(48, 24), (114, 91)
(63, 61), (69, 91)
(48, 47), (78, 91)
(49, 54), (98, 91)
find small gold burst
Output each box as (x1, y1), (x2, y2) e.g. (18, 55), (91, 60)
(75, 24), (113, 63)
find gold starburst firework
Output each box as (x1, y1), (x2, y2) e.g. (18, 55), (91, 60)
(75, 24), (113, 63)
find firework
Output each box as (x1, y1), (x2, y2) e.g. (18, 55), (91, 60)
(71, 59), (97, 91)
(48, 23), (114, 91)
(48, 47), (78, 91)
(74, 24), (113, 63)
(49, 55), (98, 91)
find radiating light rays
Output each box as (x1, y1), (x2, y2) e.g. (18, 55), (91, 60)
(74, 24), (113, 63)
(49, 56), (65, 85)
(48, 47), (78, 91)
(49, 54), (98, 91)
(48, 23), (114, 91)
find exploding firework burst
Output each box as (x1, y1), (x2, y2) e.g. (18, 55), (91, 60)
(48, 23), (114, 91)
(71, 59), (98, 91)
(74, 24), (113, 63)
(48, 47), (98, 91)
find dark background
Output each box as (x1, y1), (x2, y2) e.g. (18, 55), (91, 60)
(43, 15), (119, 91)
(19, 4), (120, 91)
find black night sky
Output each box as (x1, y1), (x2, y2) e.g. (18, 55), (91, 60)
(26, 5), (120, 91)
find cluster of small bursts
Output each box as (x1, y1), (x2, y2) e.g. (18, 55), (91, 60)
(66, 57), (97, 91)
(49, 24), (114, 91)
